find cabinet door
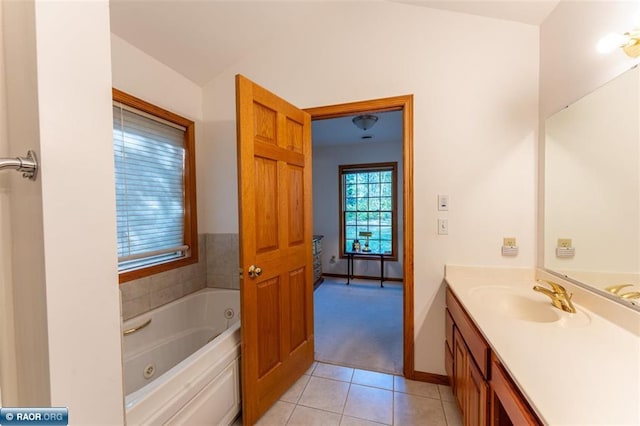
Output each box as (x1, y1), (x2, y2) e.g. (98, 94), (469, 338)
(453, 328), (467, 411)
(466, 358), (488, 426)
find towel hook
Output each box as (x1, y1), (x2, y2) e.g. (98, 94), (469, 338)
(0, 150), (38, 181)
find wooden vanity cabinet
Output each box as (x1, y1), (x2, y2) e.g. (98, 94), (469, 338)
(453, 327), (488, 426)
(490, 355), (541, 426)
(446, 287), (540, 426)
(446, 289), (489, 426)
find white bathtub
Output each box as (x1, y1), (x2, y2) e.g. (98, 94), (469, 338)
(122, 288), (241, 425)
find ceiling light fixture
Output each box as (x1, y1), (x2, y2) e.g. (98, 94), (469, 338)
(598, 29), (640, 57)
(352, 114), (379, 131)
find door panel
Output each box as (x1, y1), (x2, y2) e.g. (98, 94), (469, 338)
(253, 102), (277, 144)
(236, 75), (314, 425)
(256, 277), (282, 377)
(288, 267), (307, 350)
(254, 157), (279, 252)
(288, 165), (304, 245)
(286, 117), (304, 153)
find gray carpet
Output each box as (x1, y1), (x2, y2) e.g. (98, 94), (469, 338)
(313, 278), (403, 375)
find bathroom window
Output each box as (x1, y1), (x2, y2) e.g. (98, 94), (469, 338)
(113, 89), (198, 283)
(339, 162), (397, 259)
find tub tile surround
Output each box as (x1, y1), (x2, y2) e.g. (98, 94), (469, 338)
(444, 265), (640, 425)
(205, 233), (240, 290)
(121, 233), (240, 320)
(255, 362), (461, 426)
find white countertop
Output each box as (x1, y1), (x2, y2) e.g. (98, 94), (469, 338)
(444, 265), (640, 426)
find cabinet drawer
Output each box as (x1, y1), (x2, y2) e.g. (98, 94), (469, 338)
(446, 288), (489, 378)
(490, 355), (541, 425)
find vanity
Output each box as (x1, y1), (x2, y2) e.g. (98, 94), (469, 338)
(444, 266), (639, 425)
(438, 65), (637, 425)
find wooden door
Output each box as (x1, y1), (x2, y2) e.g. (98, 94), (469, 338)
(236, 75), (315, 425)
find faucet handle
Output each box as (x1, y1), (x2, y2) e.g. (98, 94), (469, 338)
(537, 279), (567, 294)
(620, 291), (640, 299)
(605, 284), (634, 295)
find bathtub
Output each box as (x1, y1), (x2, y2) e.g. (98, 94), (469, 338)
(122, 288), (241, 425)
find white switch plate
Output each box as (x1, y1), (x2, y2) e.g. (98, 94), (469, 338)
(438, 218), (448, 235)
(438, 194), (449, 211)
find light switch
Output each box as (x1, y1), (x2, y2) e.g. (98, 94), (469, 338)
(438, 194), (449, 211)
(438, 218), (448, 235)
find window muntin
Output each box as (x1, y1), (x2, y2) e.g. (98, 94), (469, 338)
(340, 162), (397, 258)
(113, 89), (198, 282)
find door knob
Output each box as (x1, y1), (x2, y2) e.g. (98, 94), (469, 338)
(248, 265), (263, 278)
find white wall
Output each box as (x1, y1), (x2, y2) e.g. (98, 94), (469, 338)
(202, 1), (539, 374)
(3, 1), (124, 421)
(545, 68), (639, 274)
(3, 0), (51, 405)
(111, 34), (203, 122)
(0, 0), (18, 406)
(111, 34), (205, 227)
(540, 2), (640, 118)
(538, 2), (640, 269)
(313, 141), (404, 279)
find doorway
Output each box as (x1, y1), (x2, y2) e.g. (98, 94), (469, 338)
(304, 95), (415, 378)
(236, 78), (415, 423)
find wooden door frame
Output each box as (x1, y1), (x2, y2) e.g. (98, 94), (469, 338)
(304, 95), (416, 379)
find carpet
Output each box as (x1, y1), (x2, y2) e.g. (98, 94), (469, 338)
(313, 277), (403, 375)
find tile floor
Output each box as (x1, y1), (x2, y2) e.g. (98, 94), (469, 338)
(253, 362), (462, 426)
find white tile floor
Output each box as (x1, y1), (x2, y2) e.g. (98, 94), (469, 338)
(253, 362), (462, 426)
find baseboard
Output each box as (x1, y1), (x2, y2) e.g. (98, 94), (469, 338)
(313, 277), (324, 291)
(322, 273), (404, 283)
(410, 370), (450, 386)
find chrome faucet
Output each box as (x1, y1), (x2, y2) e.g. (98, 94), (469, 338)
(533, 280), (577, 313)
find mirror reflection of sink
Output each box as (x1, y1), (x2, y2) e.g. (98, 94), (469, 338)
(468, 285), (591, 327)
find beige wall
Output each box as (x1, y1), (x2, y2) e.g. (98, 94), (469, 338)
(202, 1), (539, 375)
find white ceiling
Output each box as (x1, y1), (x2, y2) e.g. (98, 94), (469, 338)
(109, 0), (560, 147)
(109, 0), (561, 87)
(390, 0), (560, 26)
(312, 111), (404, 148)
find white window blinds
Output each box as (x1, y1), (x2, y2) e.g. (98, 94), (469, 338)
(113, 102), (188, 272)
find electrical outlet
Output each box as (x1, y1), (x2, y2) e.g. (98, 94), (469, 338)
(557, 238), (572, 248)
(503, 237), (516, 247)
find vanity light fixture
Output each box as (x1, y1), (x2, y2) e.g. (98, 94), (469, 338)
(352, 114), (379, 131)
(597, 29), (640, 57)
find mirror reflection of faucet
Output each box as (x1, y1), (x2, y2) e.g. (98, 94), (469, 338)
(532, 280), (577, 313)
(605, 284), (640, 299)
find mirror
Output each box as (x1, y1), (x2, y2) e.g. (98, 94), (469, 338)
(544, 66), (640, 310)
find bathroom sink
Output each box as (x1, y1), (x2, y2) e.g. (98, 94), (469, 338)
(468, 285), (591, 327)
